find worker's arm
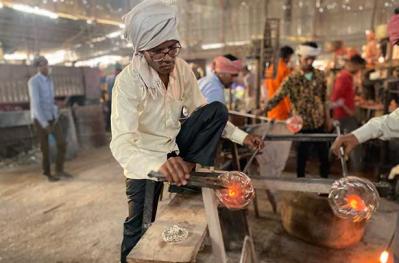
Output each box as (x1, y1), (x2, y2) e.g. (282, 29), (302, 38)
(110, 72), (166, 180)
(352, 108), (399, 143)
(330, 74), (355, 116)
(28, 78), (49, 128)
(331, 109), (399, 157)
(264, 76), (292, 113)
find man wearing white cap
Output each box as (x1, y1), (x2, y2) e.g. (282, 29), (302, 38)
(263, 41), (330, 178)
(110, 1), (263, 261)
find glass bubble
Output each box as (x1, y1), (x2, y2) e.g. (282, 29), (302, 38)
(286, 115), (303, 133)
(215, 171), (255, 209)
(328, 176), (379, 222)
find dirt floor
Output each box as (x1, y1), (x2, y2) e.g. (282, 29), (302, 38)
(1, 147), (398, 263)
(0, 148), (129, 263)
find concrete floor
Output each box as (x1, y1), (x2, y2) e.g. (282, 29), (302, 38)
(1, 147), (398, 263)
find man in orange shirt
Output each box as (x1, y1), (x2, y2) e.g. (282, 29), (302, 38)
(264, 46), (294, 119)
(257, 46), (294, 179)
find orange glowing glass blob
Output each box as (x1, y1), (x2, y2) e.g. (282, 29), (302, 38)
(286, 115), (303, 133)
(328, 176), (379, 222)
(216, 171), (254, 209)
(379, 250), (389, 263)
(345, 194), (366, 211)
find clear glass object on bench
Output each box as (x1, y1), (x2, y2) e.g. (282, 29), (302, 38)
(328, 176), (380, 222)
(216, 171), (255, 209)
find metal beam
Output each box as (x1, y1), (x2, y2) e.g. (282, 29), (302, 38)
(264, 134), (337, 142)
(251, 176), (334, 194)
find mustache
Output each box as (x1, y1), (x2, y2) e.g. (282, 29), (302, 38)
(159, 61), (175, 66)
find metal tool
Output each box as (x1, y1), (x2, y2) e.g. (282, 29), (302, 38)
(333, 121), (349, 177)
(250, 175), (396, 197)
(228, 110), (285, 124)
(148, 171), (226, 189)
(263, 133), (337, 142)
(243, 119), (275, 174)
(242, 120), (278, 215)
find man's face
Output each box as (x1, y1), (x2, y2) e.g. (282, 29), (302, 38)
(38, 61), (49, 76)
(217, 72), (238, 88)
(346, 62), (363, 75)
(143, 40), (181, 76)
(299, 55), (316, 71)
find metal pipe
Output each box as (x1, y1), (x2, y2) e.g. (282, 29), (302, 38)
(243, 120), (275, 173)
(334, 121), (349, 177)
(264, 134), (337, 142)
(228, 110), (285, 123)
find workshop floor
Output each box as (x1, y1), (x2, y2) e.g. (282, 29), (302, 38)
(1, 147), (398, 263)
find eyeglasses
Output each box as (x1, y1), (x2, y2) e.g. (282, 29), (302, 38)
(147, 44), (181, 61)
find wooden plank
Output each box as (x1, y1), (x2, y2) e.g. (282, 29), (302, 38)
(128, 194), (207, 263)
(202, 188), (227, 263)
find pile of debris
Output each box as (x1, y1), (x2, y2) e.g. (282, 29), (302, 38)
(0, 147), (41, 169)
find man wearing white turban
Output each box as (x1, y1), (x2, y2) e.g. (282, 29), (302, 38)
(110, 1), (263, 261)
(263, 41), (331, 179)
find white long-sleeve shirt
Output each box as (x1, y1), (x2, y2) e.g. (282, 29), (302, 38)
(110, 58), (248, 180)
(352, 108), (399, 143)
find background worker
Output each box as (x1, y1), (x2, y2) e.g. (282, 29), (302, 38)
(28, 56), (71, 182)
(263, 42), (331, 178)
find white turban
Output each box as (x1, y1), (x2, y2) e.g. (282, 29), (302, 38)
(122, 0), (180, 97)
(297, 44), (321, 57)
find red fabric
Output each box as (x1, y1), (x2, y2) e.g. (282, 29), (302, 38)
(211, 56), (242, 74)
(331, 70), (355, 120)
(388, 14), (399, 45)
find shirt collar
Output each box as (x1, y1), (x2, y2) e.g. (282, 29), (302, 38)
(210, 72), (224, 88)
(38, 72), (50, 81)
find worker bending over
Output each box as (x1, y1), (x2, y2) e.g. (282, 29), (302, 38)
(110, 1), (263, 262)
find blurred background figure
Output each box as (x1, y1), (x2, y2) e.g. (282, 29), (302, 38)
(28, 56), (71, 181)
(105, 63), (123, 132)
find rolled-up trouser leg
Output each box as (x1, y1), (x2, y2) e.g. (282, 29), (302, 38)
(121, 179), (163, 263)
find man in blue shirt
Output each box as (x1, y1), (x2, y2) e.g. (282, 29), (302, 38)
(28, 56), (70, 181)
(199, 55), (242, 103)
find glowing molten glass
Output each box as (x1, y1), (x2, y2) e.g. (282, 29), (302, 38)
(328, 176), (379, 222)
(379, 250), (389, 263)
(286, 115), (303, 133)
(346, 194), (366, 211)
(216, 171), (254, 209)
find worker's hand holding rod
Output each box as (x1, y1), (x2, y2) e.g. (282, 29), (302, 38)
(332, 121), (349, 177)
(148, 171), (226, 189)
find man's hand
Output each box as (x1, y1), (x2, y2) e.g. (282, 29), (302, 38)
(243, 134), (265, 151)
(159, 157), (192, 186)
(331, 133), (360, 158)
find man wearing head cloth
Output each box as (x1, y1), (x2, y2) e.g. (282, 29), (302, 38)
(263, 41), (330, 179)
(110, 1), (264, 261)
(199, 54), (242, 103)
(28, 56), (71, 181)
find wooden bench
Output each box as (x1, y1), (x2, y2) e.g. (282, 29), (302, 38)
(128, 194), (208, 263)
